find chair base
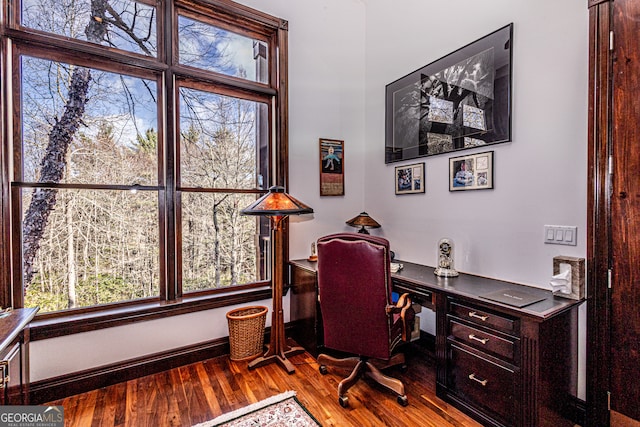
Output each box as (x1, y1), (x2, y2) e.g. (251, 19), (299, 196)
(317, 352), (408, 407)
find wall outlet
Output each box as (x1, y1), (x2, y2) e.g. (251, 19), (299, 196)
(544, 225), (577, 246)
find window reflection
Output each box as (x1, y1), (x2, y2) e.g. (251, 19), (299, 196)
(178, 15), (268, 84)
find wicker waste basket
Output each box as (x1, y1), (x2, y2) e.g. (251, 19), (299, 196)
(226, 306), (268, 361)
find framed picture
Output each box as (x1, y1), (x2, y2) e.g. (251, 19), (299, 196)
(319, 138), (344, 196)
(449, 151), (494, 191)
(395, 162), (425, 195)
(385, 24), (513, 163)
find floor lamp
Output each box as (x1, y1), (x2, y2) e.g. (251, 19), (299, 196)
(241, 186), (313, 374)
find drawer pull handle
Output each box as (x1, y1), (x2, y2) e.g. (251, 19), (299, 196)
(468, 334), (489, 344)
(0, 361), (7, 389)
(468, 373), (488, 386)
(468, 311), (488, 321)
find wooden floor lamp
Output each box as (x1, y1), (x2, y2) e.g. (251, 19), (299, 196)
(241, 186), (313, 374)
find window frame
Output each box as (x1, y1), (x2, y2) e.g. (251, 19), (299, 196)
(0, 0), (289, 333)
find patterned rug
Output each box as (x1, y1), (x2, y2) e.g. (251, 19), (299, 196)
(193, 390), (322, 427)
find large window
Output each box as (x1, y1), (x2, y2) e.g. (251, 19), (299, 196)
(1, 0), (287, 315)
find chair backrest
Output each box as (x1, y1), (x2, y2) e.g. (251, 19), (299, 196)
(316, 233), (393, 360)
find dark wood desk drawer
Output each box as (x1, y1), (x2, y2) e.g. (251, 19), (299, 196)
(449, 301), (518, 335)
(449, 319), (517, 362)
(393, 280), (434, 309)
(449, 345), (517, 426)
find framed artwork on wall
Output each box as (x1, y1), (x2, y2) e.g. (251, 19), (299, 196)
(319, 138), (344, 196)
(449, 151), (494, 191)
(395, 162), (425, 195)
(385, 23), (513, 163)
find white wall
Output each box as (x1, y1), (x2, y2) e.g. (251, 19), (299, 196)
(281, 0), (368, 255)
(32, 0), (590, 401)
(31, 301), (277, 380)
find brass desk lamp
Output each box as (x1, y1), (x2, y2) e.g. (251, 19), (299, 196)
(346, 212), (381, 234)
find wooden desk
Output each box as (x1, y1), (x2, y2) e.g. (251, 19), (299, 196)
(288, 259), (582, 427)
(0, 307), (39, 405)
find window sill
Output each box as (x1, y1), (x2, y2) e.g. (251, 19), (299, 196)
(29, 286), (272, 341)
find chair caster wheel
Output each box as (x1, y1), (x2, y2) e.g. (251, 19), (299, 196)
(339, 395), (349, 408)
(397, 395), (408, 407)
(319, 365), (328, 375)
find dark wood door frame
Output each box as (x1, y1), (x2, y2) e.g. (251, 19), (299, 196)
(587, 0), (640, 425)
(586, 3), (612, 425)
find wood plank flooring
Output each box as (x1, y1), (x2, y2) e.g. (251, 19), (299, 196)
(46, 346), (482, 426)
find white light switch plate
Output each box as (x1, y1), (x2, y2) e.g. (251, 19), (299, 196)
(544, 225), (577, 246)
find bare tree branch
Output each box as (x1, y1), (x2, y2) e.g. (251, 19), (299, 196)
(22, 0), (110, 286)
(103, 3), (152, 56)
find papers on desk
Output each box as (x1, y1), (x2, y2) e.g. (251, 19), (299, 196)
(390, 262), (403, 273)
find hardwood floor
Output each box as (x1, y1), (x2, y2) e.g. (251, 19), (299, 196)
(46, 345), (482, 426)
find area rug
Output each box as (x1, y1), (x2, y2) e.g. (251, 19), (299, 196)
(193, 390), (322, 427)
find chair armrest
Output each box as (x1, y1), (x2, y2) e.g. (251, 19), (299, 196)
(386, 293), (415, 341)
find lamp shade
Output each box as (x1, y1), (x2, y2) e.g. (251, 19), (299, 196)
(241, 186), (313, 216)
(346, 212), (381, 234)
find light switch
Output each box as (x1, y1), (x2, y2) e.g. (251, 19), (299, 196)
(544, 225), (578, 246)
(564, 229), (574, 242)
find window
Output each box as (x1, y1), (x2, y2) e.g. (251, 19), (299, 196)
(1, 0), (288, 315)
(21, 0), (158, 56)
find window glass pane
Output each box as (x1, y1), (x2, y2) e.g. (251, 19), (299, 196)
(181, 192), (268, 292)
(179, 87), (267, 189)
(178, 15), (268, 84)
(22, 189), (159, 313)
(21, 56), (158, 185)
(21, 0), (157, 57)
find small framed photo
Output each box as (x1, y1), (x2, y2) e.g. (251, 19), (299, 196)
(449, 151), (494, 191)
(395, 162), (425, 195)
(319, 138), (344, 196)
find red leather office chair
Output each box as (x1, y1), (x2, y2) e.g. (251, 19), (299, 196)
(316, 233), (415, 407)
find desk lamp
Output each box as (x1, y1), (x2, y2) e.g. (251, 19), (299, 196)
(346, 212), (381, 234)
(241, 186), (313, 374)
